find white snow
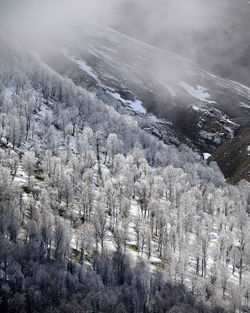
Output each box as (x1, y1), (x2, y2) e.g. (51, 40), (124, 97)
(200, 130), (221, 144)
(88, 45), (115, 62)
(180, 81), (216, 104)
(229, 80), (250, 93)
(103, 46), (116, 53)
(149, 114), (162, 123)
(223, 125), (234, 138)
(60, 48), (99, 81)
(39, 104), (53, 119)
(247, 145), (250, 156)
(203, 153), (211, 160)
(69, 136), (77, 153)
(107, 91), (128, 103)
(191, 104), (206, 112)
(4, 86), (15, 98)
(14, 166), (28, 185)
(74, 59), (98, 80)
(107, 91), (147, 114)
(241, 102), (250, 109)
(129, 100), (147, 114)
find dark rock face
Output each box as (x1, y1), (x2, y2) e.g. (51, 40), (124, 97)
(212, 124), (250, 184)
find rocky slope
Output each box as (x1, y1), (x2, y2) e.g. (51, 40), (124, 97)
(37, 21), (250, 183)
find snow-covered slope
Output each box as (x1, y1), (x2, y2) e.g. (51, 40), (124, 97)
(37, 21), (250, 182)
(1, 24), (250, 312)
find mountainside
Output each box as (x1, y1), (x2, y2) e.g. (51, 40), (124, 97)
(0, 20), (250, 313)
(112, 0), (250, 87)
(36, 21), (250, 183)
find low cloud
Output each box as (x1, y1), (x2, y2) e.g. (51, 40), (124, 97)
(1, 0), (249, 85)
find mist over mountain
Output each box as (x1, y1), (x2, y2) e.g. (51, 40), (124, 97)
(2, 0), (249, 86)
(0, 1), (249, 313)
(112, 0), (250, 86)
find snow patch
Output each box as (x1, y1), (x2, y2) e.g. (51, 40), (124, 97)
(75, 59), (98, 80)
(130, 100), (147, 114)
(203, 153), (211, 160)
(247, 145), (250, 156)
(107, 91), (146, 114)
(14, 166), (28, 185)
(229, 80), (250, 93)
(4, 86), (15, 98)
(180, 81), (216, 104)
(149, 114), (162, 123)
(241, 102), (250, 109)
(60, 48), (99, 81)
(200, 130), (221, 144)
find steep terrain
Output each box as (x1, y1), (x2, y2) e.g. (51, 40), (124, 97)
(212, 124), (250, 183)
(113, 0), (250, 87)
(35, 21), (250, 182)
(0, 23), (250, 312)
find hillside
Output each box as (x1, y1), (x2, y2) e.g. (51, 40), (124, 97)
(0, 19), (250, 313)
(36, 21), (250, 183)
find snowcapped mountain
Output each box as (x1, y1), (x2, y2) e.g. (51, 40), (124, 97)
(37, 21), (250, 183)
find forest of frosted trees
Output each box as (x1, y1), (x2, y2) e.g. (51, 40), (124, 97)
(0, 42), (249, 313)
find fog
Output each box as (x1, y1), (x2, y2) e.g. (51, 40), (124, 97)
(1, 0), (249, 85)
(112, 0), (250, 86)
(0, 0), (225, 39)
